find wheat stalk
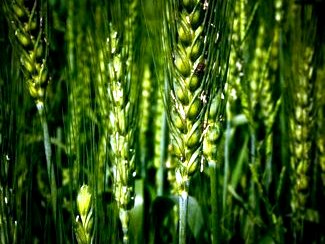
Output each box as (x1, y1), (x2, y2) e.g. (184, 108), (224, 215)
(2, 0), (57, 225)
(1, 184), (17, 244)
(202, 90), (226, 244)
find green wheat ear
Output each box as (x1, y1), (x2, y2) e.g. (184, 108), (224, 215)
(289, 47), (316, 229)
(162, 1), (209, 243)
(285, 2), (318, 232)
(3, 0), (49, 106)
(74, 185), (93, 244)
(105, 1), (141, 243)
(165, 0), (207, 194)
(163, 0), (231, 242)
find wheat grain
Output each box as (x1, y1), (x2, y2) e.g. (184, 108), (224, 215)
(202, 91), (224, 164)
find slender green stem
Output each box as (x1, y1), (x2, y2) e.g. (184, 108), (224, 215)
(37, 103), (57, 225)
(157, 111), (168, 196)
(119, 209), (130, 244)
(210, 162), (220, 244)
(223, 114), (231, 211)
(179, 190), (188, 244)
(249, 130), (258, 242)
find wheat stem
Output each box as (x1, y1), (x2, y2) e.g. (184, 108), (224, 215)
(223, 105), (231, 212)
(2, 0), (58, 227)
(37, 103), (57, 223)
(209, 162), (221, 244)
(157, 111), (168, 196)
(178, 190), (188, 244)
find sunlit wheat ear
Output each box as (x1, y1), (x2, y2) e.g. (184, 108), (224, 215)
(165, 0), (208, 194)
(106, 1), (140, 243)
(163, 1), (211, 243)
(107, 24), (135, 242)
(74, 185), (93, 244)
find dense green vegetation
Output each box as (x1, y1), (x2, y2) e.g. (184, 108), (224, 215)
(1, 0), (325, 243)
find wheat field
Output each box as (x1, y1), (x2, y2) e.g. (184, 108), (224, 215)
(0, 0), (325, 243)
